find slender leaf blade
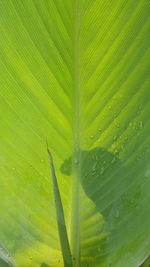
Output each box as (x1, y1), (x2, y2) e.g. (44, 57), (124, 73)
(47, 145), (73, 267)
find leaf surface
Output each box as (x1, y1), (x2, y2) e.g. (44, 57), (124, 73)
(0, 0), (150, 266)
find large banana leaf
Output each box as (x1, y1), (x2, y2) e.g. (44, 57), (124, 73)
(0, 0), (150, 266)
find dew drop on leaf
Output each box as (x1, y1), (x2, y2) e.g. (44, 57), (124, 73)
(138, 104), (142, 110)
(145, 168), (150, 178)
(113, 135), (117, 141)
(121, 144), (125, 150)
(139, 121), (144, 129)
(115, 210), (120, 218)
(100, 167), (104, 174)
(111, 157), (116, 164)
(93, 161), (97, 168)
(74, 159), (78, 164)
(114, 119), (120, 128)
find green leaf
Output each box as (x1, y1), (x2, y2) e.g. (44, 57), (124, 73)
(0, 244), (17, 267)
(47, 145), (73, 267)
(0, 0), (149, 267)
(139, 255), (150, 267)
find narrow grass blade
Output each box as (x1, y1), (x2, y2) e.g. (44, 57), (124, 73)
(47, 144), (73, 267)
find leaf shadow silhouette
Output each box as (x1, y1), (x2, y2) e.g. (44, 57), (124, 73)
(60, 147), (129, 264)
(61, 147), (126, 214)
(0, 259), (10, 267)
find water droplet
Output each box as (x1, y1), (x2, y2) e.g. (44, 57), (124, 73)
(93, 161), (97, 168)
(90, 135), (94, 139)
(41, 159), (44, 163)
(12, 167), (15, 171)
(112, 143), (116, 149)
(115, 210), (120, 218)
(145, 168), (150, 178)
(98, 128), (102, 132)
(121, 144), (125, 150)
(121, 194), (126, 201)
(139, 121), (143, 129)
(138, 104), (142, 110)
(114, 120), (120, 128)
(74, 159), (78, 164)
(129, 122), (132, 127)
(113, 135), (117, 141)
(111, 157), (116, 164)
(137, 105), (142, 114)
(100, 167), (104, 174)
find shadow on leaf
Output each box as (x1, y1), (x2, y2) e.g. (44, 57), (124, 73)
(60, 147), (128, 263)
(0, 258), (10, 267)
(60, 147), (126, 215)
(40, 263), (50, 267)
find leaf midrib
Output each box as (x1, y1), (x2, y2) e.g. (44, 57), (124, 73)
(71, 1), (81, 266)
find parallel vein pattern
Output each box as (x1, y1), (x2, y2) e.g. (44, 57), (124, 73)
(0, 1), (150, 267)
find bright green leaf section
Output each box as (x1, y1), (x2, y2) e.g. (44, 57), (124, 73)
(0, 0), (150, 267)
